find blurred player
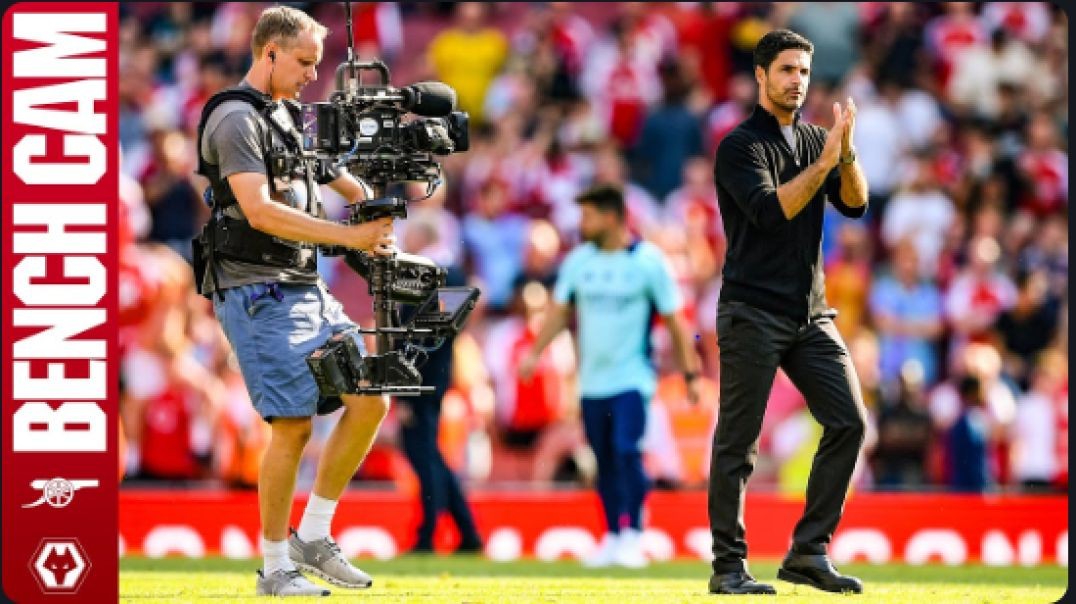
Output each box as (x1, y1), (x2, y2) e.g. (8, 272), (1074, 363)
(520, 184), (700, 568)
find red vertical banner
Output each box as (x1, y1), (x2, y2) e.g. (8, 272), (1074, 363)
(3, 3), (118, 602)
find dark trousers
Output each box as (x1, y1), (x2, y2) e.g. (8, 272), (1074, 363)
(709, 301), (867, 573)
(581, 390), (650, 533)
(398, 345), (481, 549)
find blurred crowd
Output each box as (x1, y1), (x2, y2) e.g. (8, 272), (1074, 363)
(117, 2), (1068, 496)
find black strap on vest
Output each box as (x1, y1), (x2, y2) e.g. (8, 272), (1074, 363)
(192, 86), (319, 301)
(195, 87), (276, 204)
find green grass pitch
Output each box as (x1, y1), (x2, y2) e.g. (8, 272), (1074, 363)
(120, 555), (1067, 603)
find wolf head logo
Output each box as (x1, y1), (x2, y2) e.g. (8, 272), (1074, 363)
(43, 545), (76, 585)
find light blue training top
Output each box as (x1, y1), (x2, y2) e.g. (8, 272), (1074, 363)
(553, 240), (682, 399)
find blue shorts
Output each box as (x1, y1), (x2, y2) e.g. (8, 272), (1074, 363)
(213, 281), (366, 421)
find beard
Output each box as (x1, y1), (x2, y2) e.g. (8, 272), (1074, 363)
(580, 229), (603, 245)
(765, 80), (804, 113)
(580, 223), (613, 245)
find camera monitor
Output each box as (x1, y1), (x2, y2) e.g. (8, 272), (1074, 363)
(408, 286), (480, 336)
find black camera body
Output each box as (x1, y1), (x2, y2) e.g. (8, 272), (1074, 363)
(294, 61), (469, 187)
(303, 101), (467, 157)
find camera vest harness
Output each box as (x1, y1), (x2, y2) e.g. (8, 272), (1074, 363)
(192, 86), (326, 301)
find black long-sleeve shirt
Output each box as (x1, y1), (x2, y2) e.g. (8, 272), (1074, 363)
(714, 104), (867, 321)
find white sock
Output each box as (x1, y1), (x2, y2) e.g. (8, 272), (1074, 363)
(297, 494), (338, 542)
(261, 537), (294, 575)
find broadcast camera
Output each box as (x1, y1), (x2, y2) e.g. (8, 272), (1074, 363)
(298, 3), (479, 397)
(300, 67), (470, 187)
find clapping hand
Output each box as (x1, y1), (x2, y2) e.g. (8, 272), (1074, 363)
(840, 96), (856, 156)
(821, 102), (848, 169)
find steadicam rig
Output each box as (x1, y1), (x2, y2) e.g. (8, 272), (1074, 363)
(305, 2), (479, 397)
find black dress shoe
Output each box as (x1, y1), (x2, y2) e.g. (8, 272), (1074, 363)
(708, 571), (777, 595)
(778, 552), (863, 594)
(453, 538), (484, 555)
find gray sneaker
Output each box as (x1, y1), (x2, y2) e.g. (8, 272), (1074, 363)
(255, 568), (330, 597)
(289, 529), (373, 589)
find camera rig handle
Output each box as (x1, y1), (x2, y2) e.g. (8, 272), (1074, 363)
(348, 195), (408, 222)
(335, 59), (391, 96)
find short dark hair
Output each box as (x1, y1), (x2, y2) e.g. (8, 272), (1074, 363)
(576, 184), (625, 219)
(753, 29), (814, 72)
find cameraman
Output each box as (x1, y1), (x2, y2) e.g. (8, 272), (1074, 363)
(197, 7), (394, 597)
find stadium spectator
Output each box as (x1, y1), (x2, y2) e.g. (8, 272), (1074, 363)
(980, 2), (1052, 46)
(214, 358), (268, 489)
(632, 58), (704, 201)
(645, 374), (720, 489)
(704, 72), (756, 157)
(923, 2), (987, 92)
(825, 221), (873, 338)
(139, 128), (204, 261)
(396, 182), (464, 270)
(870, 239), (945, 388)
(484, 281), (578, 483)
(1016, 111), (1068, 217)
(1010, 351), (1067, 492)
(881, 154), (957, 278)
(662, 158), (726, 328)
(515, 219), (564, 290)
(872, 364), (935, 489)
(994, 269), (1060, 389)
(348, 2), (403, 64)
(427, 2), (509, 125)
(786, 3), (861, 87)
(945, 236), (1018, 353)
(863, 3), (925, 89)
(617, 2), (678, 67)
(121, 244), (223, 480)
(1020, 214), (1066, 285)
(581, 18), (661, 149)
(852, 78), (907, 209)
(462, 178), (530, 313)
(948, 28), (1038, 120)
(672, 2), (737, 103)
(541, 2), (596, 102)
(946, 375), (994, 492)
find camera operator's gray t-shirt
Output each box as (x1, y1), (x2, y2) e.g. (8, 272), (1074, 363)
(199, 80), (322, 294)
